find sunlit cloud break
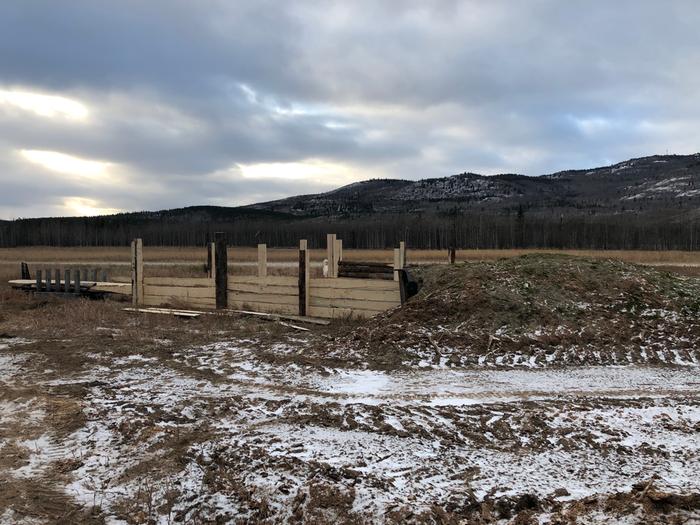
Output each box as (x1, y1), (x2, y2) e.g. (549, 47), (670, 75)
(0, 88), (88, 120)
(237, 159), (372, 186)
(63, 197), (121, 217)
(20, 150), (112, 180)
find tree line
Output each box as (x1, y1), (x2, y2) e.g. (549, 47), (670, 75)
(1, 210), (698, 251)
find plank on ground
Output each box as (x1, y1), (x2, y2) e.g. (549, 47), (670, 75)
(309, 278), (399, 291)
(143, 284), (216, 299)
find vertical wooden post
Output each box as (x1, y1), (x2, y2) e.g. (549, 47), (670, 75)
(55, 268), (60, 290)
(393, 249), (401, 281)
(46, 268), (53, 292)
(74, 268), (81, 295)
(35, 269), (42, 292)
(64, 269), (71, 293)
(299, 239), (310, 316)
(206, 242), (216, 279)
(91, 268), (98, 282)
(101, 270), (108, 283)
(215, 232), (228, 309)
(334, 238), (342, 277)
(257, 243), (267, 278)
(326, 233), (336, 278)
(20, 262), (30, 280)
(131, 238), (143, 305)
(399, 241), (406, 269)
(448, 247), (456, 264)
(81, 268), (88, 282)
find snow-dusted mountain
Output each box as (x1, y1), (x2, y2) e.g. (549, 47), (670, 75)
(248, 154), (700, 216)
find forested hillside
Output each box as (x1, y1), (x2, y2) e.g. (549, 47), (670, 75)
(2, 154), (699, 249)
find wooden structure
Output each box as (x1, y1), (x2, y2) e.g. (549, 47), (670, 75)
(130, 234), (408, 319)
(9, 264), (129, 296)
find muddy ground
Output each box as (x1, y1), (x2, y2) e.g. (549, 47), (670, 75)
(1, 257), (699, 524)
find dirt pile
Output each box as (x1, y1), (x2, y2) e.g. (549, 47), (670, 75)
(332, 255), (700, 368)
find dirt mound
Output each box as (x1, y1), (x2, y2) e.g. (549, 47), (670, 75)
(332, 255), (700, 368)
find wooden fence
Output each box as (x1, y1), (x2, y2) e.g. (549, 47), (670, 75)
(131, 234), (408, 319)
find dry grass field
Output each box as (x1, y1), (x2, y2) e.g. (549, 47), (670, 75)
(1, 246), (700, 264)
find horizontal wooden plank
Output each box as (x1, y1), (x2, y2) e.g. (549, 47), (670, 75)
(227, 291), (298, 306)
(309, 278), (400, 291)
(227, 282), (298, 295)
(310, 296), (399, 312)
(338, 272), (394, 280)
(307, 305), (378, 319)
(310, 287), (400, 302)
(144, 277), (214, 287)
(143, 285), (215, 299)
(228, 276), (297, 286)
(228, 300), (299, 316)
(339, 261), (393, 269)
(142, 295), (215, 308)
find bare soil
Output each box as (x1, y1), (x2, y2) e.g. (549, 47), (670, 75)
(1, 256), (698, 524)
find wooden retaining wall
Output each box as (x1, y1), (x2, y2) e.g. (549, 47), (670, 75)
(228, 275), (299, 315)
(131, 235), (406, 319)
(142, 277), (215, 309)
(308, 277), (401, 319)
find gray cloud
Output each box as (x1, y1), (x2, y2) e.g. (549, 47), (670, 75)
(0, 0), (698, 218)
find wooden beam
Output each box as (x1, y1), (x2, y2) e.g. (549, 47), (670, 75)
(131, 238), (143, 304)
(326, 233), (336, 278)
(74, 267), (81, 295)
(299, 239), (309, 316)
(258, 243), (267, 277)
(144, 277), (214, 287)
(215, 232), (228, 309)
(309, 277), (400, 290)
(393, 248), (401, 281)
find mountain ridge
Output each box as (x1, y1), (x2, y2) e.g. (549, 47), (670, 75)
(246, 153), (700, 217)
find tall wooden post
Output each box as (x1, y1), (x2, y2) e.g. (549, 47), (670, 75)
(35, 269), (42, 292)
(206, 242), (216, 279)
(64, 269), (71, 293)
(131, 238), (143, 305)
(326, 233), (336, 278)
(299, 239), (310, 316)
(334, 238), (343, 276)
(74, 268), (81, 295)
(55, 268), (61, 290)
(46, 268), (53, 292)
(215, 232), (228, 309)
(399, 241), (406, 269)
(393, 249), (401, 281)
(257, 243), (267, 278)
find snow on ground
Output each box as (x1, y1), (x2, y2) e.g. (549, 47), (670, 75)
(1, 338), (699, 523)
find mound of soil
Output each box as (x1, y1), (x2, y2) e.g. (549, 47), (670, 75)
(332, 255), (700, 368)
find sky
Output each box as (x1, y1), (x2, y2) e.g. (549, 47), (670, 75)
(0, 1), (698, 219)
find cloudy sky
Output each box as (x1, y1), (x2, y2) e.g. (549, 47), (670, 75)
(0, 1), (698, 219)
